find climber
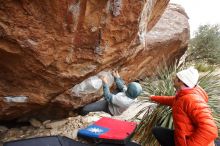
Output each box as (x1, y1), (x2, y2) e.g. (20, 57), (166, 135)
(80, 70), (142, 116)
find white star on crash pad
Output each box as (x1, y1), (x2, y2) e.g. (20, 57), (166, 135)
(87, 127), (103, 133)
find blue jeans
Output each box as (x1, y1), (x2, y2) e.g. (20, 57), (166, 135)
(80, 99), (111, 116)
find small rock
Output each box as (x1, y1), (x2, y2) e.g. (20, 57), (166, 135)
(45, 119), (68, 129)
(42, 120), (51, 125)
(0, 126), (8, 133)
(29, 118), (42, 128)
(21, 126), (29, 131)
(82, 112), (111, 124)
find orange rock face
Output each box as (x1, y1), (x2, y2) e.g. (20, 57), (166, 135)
(0, 0), (189, 120)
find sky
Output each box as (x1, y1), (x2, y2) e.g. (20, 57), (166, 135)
(170, 0), (220, 37)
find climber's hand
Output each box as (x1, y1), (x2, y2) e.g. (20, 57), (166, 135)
(112, 70), (120, 78)
(99, 75), (108, 84)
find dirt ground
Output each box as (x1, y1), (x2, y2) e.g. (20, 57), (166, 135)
(0, 101), (154, 144)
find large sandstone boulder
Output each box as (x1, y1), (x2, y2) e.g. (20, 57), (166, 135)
(121, 3), (190, 78)
(0, 1), (189, 120)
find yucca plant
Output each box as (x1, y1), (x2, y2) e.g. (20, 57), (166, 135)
(199, 72), (220, 123)
(133, 65), (220, 146)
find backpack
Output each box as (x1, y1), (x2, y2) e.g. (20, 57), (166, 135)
(3, 135), (141, 146)
(3, 136), (87, 146)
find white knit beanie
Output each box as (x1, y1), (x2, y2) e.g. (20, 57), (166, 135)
(176, 67), (199, 88)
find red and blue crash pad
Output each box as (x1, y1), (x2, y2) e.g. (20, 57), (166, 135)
(77, 117), (137, 144)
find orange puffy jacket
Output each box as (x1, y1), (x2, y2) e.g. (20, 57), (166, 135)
(151, 86), (218, 146)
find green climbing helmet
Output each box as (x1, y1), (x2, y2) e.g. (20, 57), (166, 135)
(126, 82), (142, 99)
